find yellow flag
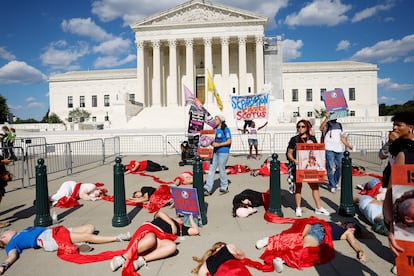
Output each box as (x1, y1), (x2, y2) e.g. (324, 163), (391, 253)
(207, 70), (223, 111)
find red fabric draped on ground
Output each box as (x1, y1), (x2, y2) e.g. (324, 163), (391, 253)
(101, 185), (172, 213)
(52, 223), (177, 276)
(54, 183), (82, 208)
(260, 217), (334, 270)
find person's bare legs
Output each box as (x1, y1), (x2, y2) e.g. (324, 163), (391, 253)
(140, 238), (176, 262)
(254, 145), (259, 158)
(309, 183), (322, 209)
(249, 146), (253, 159)
(295, 183), (303, 208)
(69, 224), (118, 244)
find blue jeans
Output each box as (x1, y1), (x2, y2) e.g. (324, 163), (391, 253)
(204, 152), (229, 192)
(326, 150), (343, 189)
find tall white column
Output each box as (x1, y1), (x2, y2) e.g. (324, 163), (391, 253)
(168, 39), (178, 106)
(136, 40), (145, 105)
(185, 38), (194, 91)
(152, 39), (161, 106)
(221, 36), (229, 96)
(204, 37), (212, 103)
(255, 35), (264, 93)
(238, 36), (247, 94)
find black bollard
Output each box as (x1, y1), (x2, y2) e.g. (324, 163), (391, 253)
(34, 158), (52, 226)
(193, 155), (207, 225)
(112, 156), (130, 227)
(338, 151), (356, 217)
(268, 153), (283, 216)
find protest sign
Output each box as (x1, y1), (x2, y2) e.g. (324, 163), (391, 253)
(296, 143), (326, 183)
(322, 88), (348, 119)
(231, 93), (270, 121)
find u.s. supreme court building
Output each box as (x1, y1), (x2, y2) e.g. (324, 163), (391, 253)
(49, 0), (378, 130)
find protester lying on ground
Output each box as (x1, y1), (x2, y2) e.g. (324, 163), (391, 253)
(255, 217), (365, 272)
(125, 160), (168, 174)
(192, 242), (249, 275)
(0, 224), (130, 275)
(354, 194), (388, 236)
(232, 189), (269, 218)
(49, 180), (106, 207)
(173, 171), (193, 186)
(128, 185), (174, 208)
(109, 210), (199, 274)
(249, 157), (288, 177)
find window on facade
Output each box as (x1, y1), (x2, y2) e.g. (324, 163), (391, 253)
(92, 116), (96, 122)
(92, 95), (97, 107)
(104, 95), (110, 107)
(349, 88), (355, 101)
(306, 89), (312, 101)
(350, 110), (355, 116)
(129, 94), (135, 102)
(105, 115), (109, 121)
(232, 87), (236, 94)
(67, 96), (73, 108)
(293, 111), (299, 117)
(320, 88), (326, 101)
(68, 117), (73, 122)
(80, 96), (85, 107)
(307, 111), (313, 117)
(292, 89), (298, 102)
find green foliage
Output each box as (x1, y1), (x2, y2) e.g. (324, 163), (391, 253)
(314, 108), (326, 118)
(14, 118), (39, 124)
(41, 111), (63, 123)
(0, 95), (10, 123)
(68, 108), (91, 123)
(379, 100), (414, 116)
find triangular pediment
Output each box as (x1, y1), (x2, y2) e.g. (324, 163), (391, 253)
(130, 0), (267, 30)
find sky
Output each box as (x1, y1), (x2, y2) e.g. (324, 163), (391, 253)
(0, 0), (413, 120)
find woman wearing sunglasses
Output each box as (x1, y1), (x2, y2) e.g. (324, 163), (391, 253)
(286, 120), (330, 217)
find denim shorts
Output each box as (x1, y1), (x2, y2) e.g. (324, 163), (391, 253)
(248, 139), (258, 146)
(308, 223), (325, 244)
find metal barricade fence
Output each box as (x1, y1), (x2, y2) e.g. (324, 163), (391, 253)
(0, 147), (25, 189)
(13, 136), (47, 154)
(345, 132), (385, 167)
(119, 135), (165, 155)
(103, 136), (121, 162)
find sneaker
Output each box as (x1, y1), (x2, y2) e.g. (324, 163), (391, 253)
(295, 207), (302, 217)
(110, 256), (125, 272)
(356, 184), (364, 190)
(255, 237), (268, 249)
(116, 232), (131, 242)
(336, 185), (341, 190)
(249, 157), (253, 160)
(204, 189), (211, 196)
(219, 188), (229, 194)
(273, 257), (284, 273)
(391, 265), (397, 275)
(133, 256), (147, 271)
(255, 156), (260, 160)
(330, 187), (336, 193)
(315, 207), (330, 216)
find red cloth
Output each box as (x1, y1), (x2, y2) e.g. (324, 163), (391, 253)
(213, 259), (253, 276)
(52, 223), (177, 276)
(101, 185), (172, 213)
(225, 164), (251, 175)
(54, 183), (82, 208)
(255, 162), (288, 177)
(260, 217), (335, 270)
(126, 160), (148, 173)
(358, 182), (382, 198)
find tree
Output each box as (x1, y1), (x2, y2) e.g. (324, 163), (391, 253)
(314, 108), (326, 118)
(68, 108), (91, 123)
(41, 110), (63, 123)
(0, 95), (10, 123)
(379, 100), (414, 116)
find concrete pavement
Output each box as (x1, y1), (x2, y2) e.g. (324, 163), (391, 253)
(0, 154), (395, 276)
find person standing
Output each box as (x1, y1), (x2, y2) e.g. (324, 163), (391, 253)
(319, 112), (353, 193)
(244, 120), (268, 160)
(204, 115), (232, 195)
(286, 120), (330, 217)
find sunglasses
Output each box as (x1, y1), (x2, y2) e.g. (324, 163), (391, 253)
(296, 125), (306, 129)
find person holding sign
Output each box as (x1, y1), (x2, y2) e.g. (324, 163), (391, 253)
(204, 115), (232, 195)
(319, 112), (353, 193)
(286, 120), (330, 217)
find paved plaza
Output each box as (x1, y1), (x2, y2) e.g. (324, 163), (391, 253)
(0, 154), (395, 275)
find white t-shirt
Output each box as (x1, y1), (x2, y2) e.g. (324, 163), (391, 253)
(323, 122), (344, 152)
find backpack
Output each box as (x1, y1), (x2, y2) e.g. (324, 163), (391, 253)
(320, 121), (342, 143)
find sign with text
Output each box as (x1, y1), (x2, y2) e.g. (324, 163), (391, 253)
(296, 143), (326, 183)
(322, 88), (348, 119)
(231, 93), (270, 121)
(197, 129), (215, 159)
(171, 186), (200, 217)
(391, 164), (414, 276)
(188, 110), (205, 134)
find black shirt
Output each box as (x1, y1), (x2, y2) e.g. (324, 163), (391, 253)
(151, 217), (189, 236)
